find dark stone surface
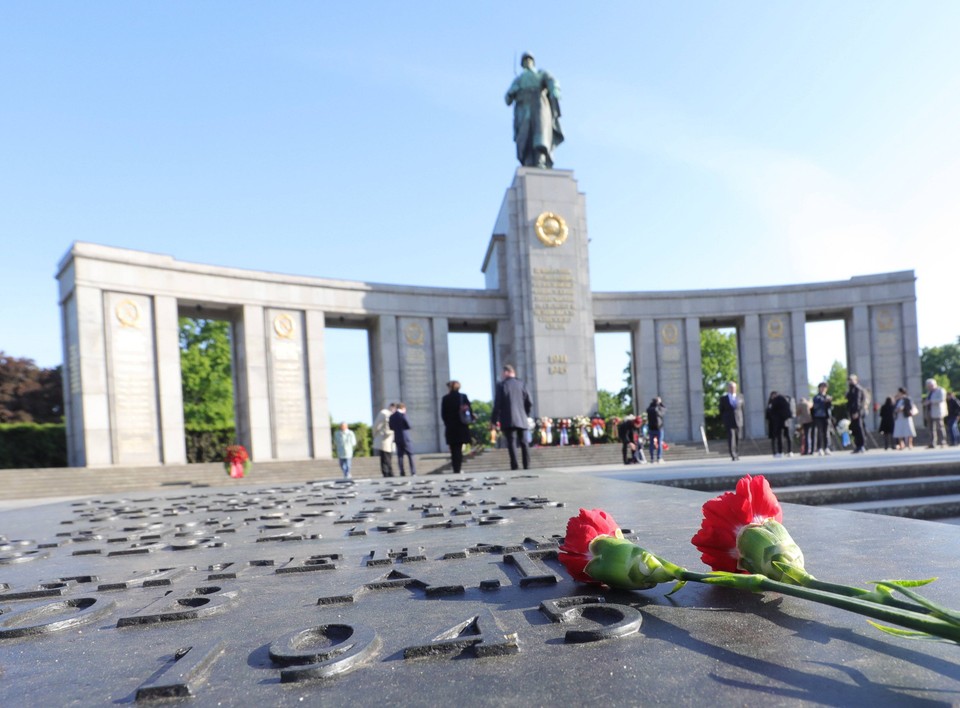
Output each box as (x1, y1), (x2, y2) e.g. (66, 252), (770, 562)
(2, 473), (960, 705)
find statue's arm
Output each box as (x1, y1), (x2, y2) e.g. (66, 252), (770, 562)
(543, 72), (561, 101)
(505, 79), (518, 106)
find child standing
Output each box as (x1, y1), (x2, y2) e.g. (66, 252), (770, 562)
(334, 422), (357, 479)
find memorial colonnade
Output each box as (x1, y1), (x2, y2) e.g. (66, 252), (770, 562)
(58, 241), (919, 467)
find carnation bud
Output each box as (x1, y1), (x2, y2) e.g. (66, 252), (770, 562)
(735, 519), (805, 581)
(584, 536), (677, 590)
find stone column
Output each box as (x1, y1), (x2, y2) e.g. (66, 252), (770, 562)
(790, 311), (808, 399)
(653, 319), (690, 441)
(103, 292), (161, 465)
(305, 310), (332, 459)
(740, 314), (765, 438)
(369, 315), (401, 419)
(265, 309), (310, 460)
(154, 295), (186, 464)
(432, 317), (451, 451)
(633, 319), (657, 416)
(685, 317), (704, 443)
(848, 305), (873, 394)
(901, 300), (922, 394)
(61, 284), (112, 467)
(235, 304), (273, 461)
(760, 313), (794, 397)
(396, 317), (440, 454)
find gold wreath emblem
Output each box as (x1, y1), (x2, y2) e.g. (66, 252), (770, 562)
(876, 309), (894, 331)
(404, 322), (425, 346)
(660, 323), (679, 345)
(534, 212), (569, 247)
(115, 299), (141, 328)
(273, 313), (295, 339)
(766, 317), (784, 339)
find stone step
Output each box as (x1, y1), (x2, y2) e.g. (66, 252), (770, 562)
(774, 475), (960, 506)
(831, 493), (960, 520)
(648, 461), (960, 494)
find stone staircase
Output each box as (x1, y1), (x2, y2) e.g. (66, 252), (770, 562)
(0, 441), (720, 501)
(647, 456), (960, 521)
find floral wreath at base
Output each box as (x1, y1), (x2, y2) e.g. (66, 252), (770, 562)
(224, 444), (251, 478)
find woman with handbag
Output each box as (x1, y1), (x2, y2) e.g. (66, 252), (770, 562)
(893, 387), (917, 450)
(441, 380), (474, 473)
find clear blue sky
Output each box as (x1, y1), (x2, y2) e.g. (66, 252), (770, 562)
(2, 3), (957, 422)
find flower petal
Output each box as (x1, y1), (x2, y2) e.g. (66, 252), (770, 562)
(558, 549), (594, 583)
(558, 508), (622, 583)
(559, 508), (620, 555)
(691, 475), (783, 573)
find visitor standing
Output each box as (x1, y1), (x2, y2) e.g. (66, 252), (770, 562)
(946, 391), (960, 447)
(766, 391), (793, 457)
(491, 365), (533, 470)
(719, 382), (744, 461)
(646, 397), (666, 463)
(811, 382), (833, 455)
(333, 422), (357, 479)
(878, 396), (896, 450)
(372, 402), (396, 477)
(893, 388), (916, 450)
(847, 375), (868, 453)
(618, 415), (635, 465)
(924, 379), (947, 448)
(441, 380), (473, 474)
(389, 403), (416, 476)
(796, 397), (813, 455)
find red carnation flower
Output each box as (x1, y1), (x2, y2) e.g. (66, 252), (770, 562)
(691, 475), (782, 573)
(558, 508), (622, 582)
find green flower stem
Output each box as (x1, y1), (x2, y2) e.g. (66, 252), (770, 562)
(667, 565), (960, 643)
(774, 563), (933, 615)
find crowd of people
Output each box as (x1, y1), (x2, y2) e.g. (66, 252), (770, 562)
(766, 376), (958, 459)
(334, 368), (957, 478)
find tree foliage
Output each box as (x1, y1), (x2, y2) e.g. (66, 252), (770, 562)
(824, 360), (848, 409)
(179, 318), (235, 428)
(921, 339), (960, 393)
(700, 329), (738, 417)
(0, 352), (63, 423)
(597, 389), (631, 418)
(616, 351), (633, 412)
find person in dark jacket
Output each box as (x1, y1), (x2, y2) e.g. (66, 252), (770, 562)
(847, 374), (868, 453)
(440, 380), (473, 474)
(388, 403), (416, 476)
(878, 396), (896, 450)
(947, 392), (960, 447)
(645, 397), (666, 463)
(766, 391), (793, 457)
(719, 381), (745, 461)
(617, 416), (635, 464)
(491, 365), (533, 470)
(811, 382), (833, 455)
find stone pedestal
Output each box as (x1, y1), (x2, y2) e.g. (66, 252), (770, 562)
(483, 168), (597, 418)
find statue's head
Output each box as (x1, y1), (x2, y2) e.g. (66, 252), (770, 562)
(520, 52), (535, 69)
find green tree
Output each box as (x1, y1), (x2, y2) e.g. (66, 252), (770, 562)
(179, 318), (235, 428)
(824, 361), (848, 411)
(597, 389), (631, 418)
(700, 329), (738, 417)
(921, 339), (960, 392)
(468, 399), (493, 446)
(616, 351), (633, 412)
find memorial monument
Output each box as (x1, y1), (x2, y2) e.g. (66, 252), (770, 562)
(56, 56), (921, 467)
